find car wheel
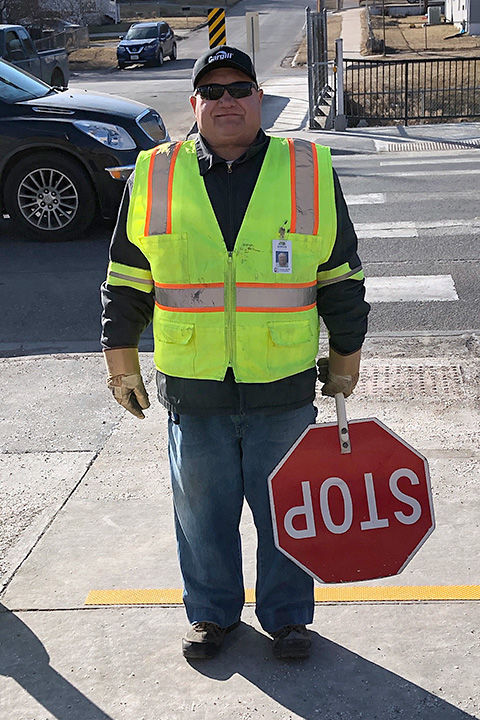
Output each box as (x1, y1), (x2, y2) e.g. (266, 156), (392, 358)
(169, 42), (177, 61)
(4, 153), (96, 242)
(51, 68), (65, 87)
(118, 62), (126, 69)
(156, 48), (164, 66)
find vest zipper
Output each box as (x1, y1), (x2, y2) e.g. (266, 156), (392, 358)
(225, 251), (235, 368)
(225, 160), (235, 369)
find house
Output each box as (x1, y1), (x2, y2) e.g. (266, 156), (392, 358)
(444, 0), (480, 35)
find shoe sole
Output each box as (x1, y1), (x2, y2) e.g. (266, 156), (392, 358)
(182, 620), (241, 660)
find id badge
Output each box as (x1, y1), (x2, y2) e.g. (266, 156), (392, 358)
(272, 239), (292, 274)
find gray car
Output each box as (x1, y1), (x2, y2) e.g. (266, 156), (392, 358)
(117, 21), (177, 69)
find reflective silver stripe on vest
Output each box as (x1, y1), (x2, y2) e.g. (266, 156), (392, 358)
(236, 284), (317, 309)
(317, 265), (363, 288)
(293, 140), (316, 235)
(154, 284), (316, 311)
(109, 271), (153, 287)
(146, 143), (179, 236)
(155, 285), (224, 309)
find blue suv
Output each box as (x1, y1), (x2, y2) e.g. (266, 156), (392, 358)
(117, 21), (177, 69)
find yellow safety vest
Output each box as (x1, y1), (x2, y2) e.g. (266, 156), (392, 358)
(127, 136), (337, 383)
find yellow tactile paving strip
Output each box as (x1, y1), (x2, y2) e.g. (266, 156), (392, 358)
(85, 585), (480, 606)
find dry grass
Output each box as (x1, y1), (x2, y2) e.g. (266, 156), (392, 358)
(369, 14), (480, 57)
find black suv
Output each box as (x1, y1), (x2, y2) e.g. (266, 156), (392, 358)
(117, 21), (177, 69)
(0, 59), (170, 241)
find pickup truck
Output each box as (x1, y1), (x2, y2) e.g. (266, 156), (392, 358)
(0, 24), (69, 87)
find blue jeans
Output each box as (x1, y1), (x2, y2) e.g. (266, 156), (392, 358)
(167, 403), (317, 633)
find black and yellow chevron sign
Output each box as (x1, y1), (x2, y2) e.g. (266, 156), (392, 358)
(208, 8), (226, 47)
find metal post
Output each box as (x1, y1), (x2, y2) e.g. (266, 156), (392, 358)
(306, 7), (316, 129)
(335, 393), (351, 454)
(334, 38), (347, 131)
(405, 60), (409, 126)
(251, 14), (255, 67)
(382, 0), (386, 55)
(322, 7), (328, 87)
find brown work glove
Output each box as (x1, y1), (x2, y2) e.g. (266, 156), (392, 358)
(104, 347), (150, 419)
(317, 348), (361, 398)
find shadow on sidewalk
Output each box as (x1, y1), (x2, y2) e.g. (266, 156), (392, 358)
(0, 603), (114, 720)
(189, 622), (476, 720)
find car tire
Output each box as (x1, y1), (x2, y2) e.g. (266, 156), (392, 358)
(50, 68), (65, 87)
(169, 42), (177, 61)
(118, 62), (126, 69)
(4, 152), (97, 242)
(156, 48), (164, 66)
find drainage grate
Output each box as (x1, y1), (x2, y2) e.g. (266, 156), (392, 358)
(380, 139), (480, 153)
(359, 363), (465, 398)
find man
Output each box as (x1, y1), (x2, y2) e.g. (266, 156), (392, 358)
(101, 46), (369, 660)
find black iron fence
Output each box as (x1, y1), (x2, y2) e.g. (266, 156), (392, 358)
(344, 57), (480, 125)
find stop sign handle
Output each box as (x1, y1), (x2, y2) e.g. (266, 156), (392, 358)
(334, 393), (351, 454)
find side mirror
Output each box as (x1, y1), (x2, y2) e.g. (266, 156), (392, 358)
(118, 35), (124, 39)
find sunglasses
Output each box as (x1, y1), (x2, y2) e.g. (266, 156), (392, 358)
(195, 81), (257, 101)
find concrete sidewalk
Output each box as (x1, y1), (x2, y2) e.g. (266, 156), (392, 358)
(1, 332), (479, 719)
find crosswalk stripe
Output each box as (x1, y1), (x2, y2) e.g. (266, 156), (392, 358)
(356, 221), (417, 238)
(379, 156), (480, 166)
(345, 193), (385, 205)
(373, 169), (480, 177)
(355, 218), (480, 237)
(365, 275), (458, 303)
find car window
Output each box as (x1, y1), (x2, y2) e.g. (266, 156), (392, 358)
(159, 23), (169, 34)
(125, 26), (157, 39)
(17, 28), (37, 58)
(0, 60), (52, 103)
(5, 31), (27, 60)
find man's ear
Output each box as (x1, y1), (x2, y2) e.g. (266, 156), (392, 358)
(189, 95), (197, 113)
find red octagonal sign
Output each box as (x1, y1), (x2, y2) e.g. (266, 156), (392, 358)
(268, 417), (434, 583)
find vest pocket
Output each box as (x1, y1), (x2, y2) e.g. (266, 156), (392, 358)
(267, 320), (316, 379)
(156, 321), (194, 344)
(154, 320), (195, 377)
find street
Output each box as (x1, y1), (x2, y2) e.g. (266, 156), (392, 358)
(1, 1), (480, 718)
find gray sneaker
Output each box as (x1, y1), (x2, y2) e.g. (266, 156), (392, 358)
(271, 624), (311, 659)
(182, 621), (239, 659)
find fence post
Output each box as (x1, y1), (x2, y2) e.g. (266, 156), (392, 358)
(322, 7), (328, 88)
(334, 38), (347, 131)
(306, 7), (317, 129)
(404, 60), (409, 126)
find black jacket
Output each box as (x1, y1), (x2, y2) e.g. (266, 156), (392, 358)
(101, 131), (370, 415)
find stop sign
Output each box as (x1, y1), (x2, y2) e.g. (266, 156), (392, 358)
(268, 416), (434, 583)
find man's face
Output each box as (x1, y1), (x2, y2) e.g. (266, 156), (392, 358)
(190, 67), (263, 149)
(278, 252), (288, 267)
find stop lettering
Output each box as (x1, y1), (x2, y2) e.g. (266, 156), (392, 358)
(268, 417), (434, 583)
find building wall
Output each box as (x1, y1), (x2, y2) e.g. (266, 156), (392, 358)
(445, 0), (467, 24)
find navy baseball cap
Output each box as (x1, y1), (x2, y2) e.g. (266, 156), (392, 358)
(192, 45), (257, 88)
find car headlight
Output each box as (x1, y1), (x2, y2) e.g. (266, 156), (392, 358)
(117, 46), (126, 54)
(73, 120), (136, 150)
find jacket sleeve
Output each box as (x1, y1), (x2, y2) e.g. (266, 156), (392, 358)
(100, 180), (154, 349)
(316, 168), (370, 355)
